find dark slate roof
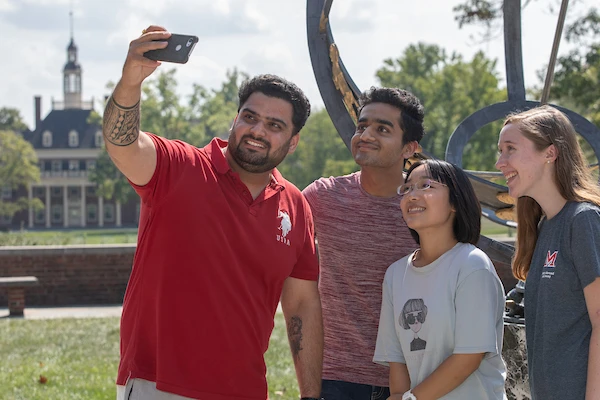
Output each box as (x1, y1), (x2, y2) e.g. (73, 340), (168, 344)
(67, 38), (77, 51)
(28, 109), (100, 149)
(64, 61), (81, 71)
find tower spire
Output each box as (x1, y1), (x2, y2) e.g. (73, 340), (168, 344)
(69, 9), (73, 41)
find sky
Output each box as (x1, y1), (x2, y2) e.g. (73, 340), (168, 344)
(0, 0), (588, 129)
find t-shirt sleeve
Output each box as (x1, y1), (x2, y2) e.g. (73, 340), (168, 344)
(571, 208), (600, 289)
(289, 196), (320, 281)
(301, 180), (320, 219)
(454, 257), (502, 356)
(129, 133), (196, 207)
(374, 265), (405, 366)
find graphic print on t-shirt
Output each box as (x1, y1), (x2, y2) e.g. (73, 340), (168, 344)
(276, 209), (292, 247)
(400, 299), (428, 351)
(542, 250), (558, 279)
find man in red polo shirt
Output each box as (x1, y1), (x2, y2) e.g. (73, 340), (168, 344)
(102, 26), (323, 400)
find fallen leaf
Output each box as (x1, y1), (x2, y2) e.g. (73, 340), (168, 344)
(39, 375), (48, 384)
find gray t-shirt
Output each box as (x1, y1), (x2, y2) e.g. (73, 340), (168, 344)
(526, 201), (600, 400)
(374, 243), (507, 399)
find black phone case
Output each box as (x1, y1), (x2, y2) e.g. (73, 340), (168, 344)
(144, 34), (199, 64)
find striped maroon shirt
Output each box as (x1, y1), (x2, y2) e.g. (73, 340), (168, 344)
(303, 172), (417, 387)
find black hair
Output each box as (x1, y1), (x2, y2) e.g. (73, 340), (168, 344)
(358, 87), (425, 144)
(405, 159), (481, 245)
(238, 74), (311, 135)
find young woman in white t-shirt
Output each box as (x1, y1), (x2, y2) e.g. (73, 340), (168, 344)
(374, 159), (507, 400)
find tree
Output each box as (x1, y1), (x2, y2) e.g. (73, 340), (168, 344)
(376, 44), (506, 170)
(0, 107), (29, 132)
(0, 130), (42, 220)
(88, 147), (136, 205)
(278, 108), (357, 189)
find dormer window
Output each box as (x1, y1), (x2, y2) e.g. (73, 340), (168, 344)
(68, 130), (79, 147)
(95, 130), (103, 147)
(42, 130), (53, 147)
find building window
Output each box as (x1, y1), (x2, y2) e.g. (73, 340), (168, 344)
(51, 205), (63, 223)
(87, 204), (98, 223)
(104, 204), (115, 223)
(95, 131), (103, 147)
(33, 187), (45, 197)
(69, 160), (80, 172)
(51, 161), (62, 173)
(42, 130), (53, 147)
(51, 187), (62, 197)
(68, 130), (79, 147)
(86, 160), (96, 171)
(35, 208), (45, 224)
(69, 187), (80, 197)
(1, 186), (11, 200)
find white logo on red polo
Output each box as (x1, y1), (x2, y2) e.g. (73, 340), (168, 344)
(276, 210), (292, 246)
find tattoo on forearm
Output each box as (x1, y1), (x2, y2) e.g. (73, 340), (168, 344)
(288, 316), (304, 360)
(103, 96), (140, 146)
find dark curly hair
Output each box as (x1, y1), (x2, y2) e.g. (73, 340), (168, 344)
(238, 74), (311, 135)
(358, 87), (425, 144)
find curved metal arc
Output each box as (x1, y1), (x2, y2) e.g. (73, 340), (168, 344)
(307, 0), (362, 150)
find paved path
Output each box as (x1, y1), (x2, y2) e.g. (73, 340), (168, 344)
(0, 304), (123, 319)
(0, 303), (284, 320)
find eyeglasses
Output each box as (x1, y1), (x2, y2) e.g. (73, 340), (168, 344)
(397, 178), (447, 197)
(405, 311), (425, 325)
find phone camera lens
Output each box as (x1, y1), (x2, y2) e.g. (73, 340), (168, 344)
(186, 39), (193, 47)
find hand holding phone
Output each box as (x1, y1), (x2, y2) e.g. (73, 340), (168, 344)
(144, 34), (199, 64)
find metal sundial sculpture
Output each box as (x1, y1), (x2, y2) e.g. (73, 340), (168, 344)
(306, 0), (600, 271)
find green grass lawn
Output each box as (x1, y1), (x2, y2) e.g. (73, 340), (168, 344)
(0, 229), (138, 246)
(0, 314), (298, 400)
(1, 217), (514, 247)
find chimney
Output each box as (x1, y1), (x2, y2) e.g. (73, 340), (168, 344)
(34, 96), (42, 131)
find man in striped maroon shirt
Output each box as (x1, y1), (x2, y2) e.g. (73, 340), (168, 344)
(303, 87), (425, 400)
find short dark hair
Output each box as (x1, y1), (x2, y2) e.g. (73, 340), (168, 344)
(405, 159), (481, 245)
(238, 74), (311, 135)
(358, 87), (425, 144)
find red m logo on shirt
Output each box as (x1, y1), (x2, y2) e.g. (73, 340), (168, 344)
(544, 251), (558, 268)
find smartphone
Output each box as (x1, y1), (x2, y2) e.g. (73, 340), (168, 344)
(144, 34), (199, 64)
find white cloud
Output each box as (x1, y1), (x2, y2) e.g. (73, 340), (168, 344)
(0, 0), (592, 129)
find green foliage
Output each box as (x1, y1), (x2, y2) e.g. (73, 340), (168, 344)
(88, 148), (136, 204)
(0, 314), (298, 399)
(140, 68), (208, 146)
(0, 107), (28, 132)
(278, 108), (357, 189)
(188, 68), (248, 140)
(550, 43), (600, 127)
(376, 44), (506, 170)
(0, 130), (42, 218)
(86, 110), (102, 126)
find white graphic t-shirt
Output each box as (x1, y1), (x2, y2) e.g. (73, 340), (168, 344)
(374, 243), (507, 399)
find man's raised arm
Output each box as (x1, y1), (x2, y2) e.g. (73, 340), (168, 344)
(102, 25), (171, 186)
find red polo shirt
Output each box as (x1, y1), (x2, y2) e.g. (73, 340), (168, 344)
(117, 135), (319, 399)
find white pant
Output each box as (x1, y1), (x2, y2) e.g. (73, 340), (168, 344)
(116, 378), (196, 400)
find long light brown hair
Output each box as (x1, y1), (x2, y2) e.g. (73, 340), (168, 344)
(504, 106), (600, 280)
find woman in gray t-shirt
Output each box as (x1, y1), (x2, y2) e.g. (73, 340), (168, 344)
(496, 105), (600, 399)
(374, 159), (507, 399)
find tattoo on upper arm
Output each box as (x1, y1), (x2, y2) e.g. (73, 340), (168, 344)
(103, 96), (140, 146)
(287, 316), (304, 360)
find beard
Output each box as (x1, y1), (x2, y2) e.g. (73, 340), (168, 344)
(228, 131), (292, 173)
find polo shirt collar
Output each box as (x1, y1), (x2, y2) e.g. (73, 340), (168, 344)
(205, 137), (286, 190)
